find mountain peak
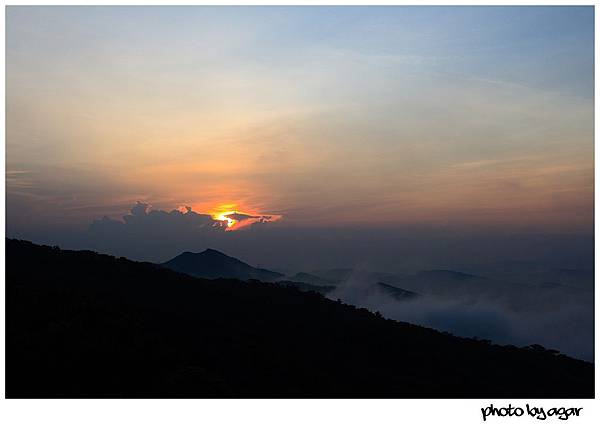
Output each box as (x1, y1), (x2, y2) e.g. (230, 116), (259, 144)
(201, 248), (230, 256)
(163, 249), (283, 282)
(176, 249), (232, 260)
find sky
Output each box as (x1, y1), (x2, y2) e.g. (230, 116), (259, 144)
(5, 6), (595, 267)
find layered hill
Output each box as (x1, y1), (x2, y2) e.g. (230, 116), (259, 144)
(6, 239), (593, 398)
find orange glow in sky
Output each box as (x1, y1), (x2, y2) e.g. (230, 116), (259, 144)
(4, 8), (594, 235)
(209, 204), (238, 229)
(208, 203), (281, 231)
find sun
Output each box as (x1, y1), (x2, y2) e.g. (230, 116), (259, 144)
(214, 210), (237, 228)
(209, 204), (240, 230)
(207, 203), (282, 231)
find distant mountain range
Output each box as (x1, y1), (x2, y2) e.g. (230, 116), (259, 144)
(160, 249), (591, 315)
(162, 249), (485, 291)
(161, 250), (421, 298)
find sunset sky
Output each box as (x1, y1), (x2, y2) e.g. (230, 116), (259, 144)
(6, 6), (594, 242)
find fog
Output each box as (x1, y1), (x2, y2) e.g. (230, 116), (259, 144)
(327, 269), (593, 361)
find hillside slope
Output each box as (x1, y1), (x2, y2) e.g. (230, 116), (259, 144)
(6, 239), (593, 398)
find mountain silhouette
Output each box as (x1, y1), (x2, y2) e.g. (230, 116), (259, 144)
(162, 248), (283, 282)
(6, 239), (593, 398)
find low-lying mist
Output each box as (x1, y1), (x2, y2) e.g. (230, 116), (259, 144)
(326, 269), (593, 361)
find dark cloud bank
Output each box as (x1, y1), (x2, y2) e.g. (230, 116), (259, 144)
(7, 202), (594, 361)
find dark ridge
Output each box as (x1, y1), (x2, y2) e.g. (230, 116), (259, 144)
(6, 239), (593, 398)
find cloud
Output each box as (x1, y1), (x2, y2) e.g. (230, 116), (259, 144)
(85, 202), (281, 260)
(225, 212), (260, 221)
(223, 212), (281, 228)
(92, 201), (224, 232)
